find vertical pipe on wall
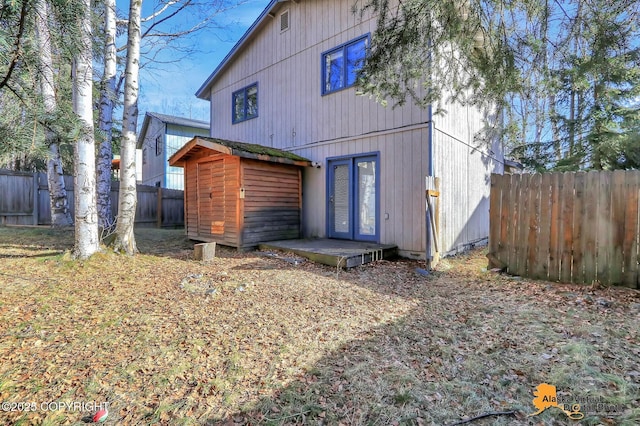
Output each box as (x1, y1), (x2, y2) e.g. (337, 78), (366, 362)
(426, 23), (435, 264)
(426, 104), (434, 263)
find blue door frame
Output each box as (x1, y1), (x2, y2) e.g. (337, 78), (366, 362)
(327, 153), (380, 242)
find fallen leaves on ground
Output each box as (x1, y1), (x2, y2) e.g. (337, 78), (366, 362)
(0, 227), (638, 425)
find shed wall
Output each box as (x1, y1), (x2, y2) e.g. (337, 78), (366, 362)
(241, 160), (302, 246)
(182, 149), (304, 248)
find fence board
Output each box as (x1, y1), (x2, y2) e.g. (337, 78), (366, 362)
(498, 173), (512, 267)
(559, 172), (574, 283)
(596, 171), (612, 283)
(489, 170), (640, 288)
(0, 170), (36, 225)
(582, 172), (599, 283)
(622, 173), (640, 287)
(526, 174), (541, 278)
(532, 173), (551, 280)
(610, 170), (626, 284)
(0, 170), (183, 228)
(548, 173), (561, 280)
(517, 174), (533, 276)
(507, 174), (521, 275)
(572, 172), (586, 283)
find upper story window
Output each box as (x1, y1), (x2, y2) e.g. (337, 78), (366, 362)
(155, 135), (162, 156)
(232, 83), (258, 123)
(322, 35), (369, 95)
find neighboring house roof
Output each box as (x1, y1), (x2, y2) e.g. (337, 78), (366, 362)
(504, 159), (524, 171)
(196, 0), (289, 99)
(169, 136), (312, 167)
(136, 112), (210, 149)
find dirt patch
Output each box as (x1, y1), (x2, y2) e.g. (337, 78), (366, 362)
(0, 227), (638, 425)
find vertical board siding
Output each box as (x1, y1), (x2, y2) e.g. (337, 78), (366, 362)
(181, 149), (303, 248)
(297, 128), (429, 255)
(208, 0), (421, 154)
(0, 170), (36, 225)
(203, 0), (501, 256)
(190, 153), (239, 247)
(489, 171), (640, 288)
(140, 117), (165, 187)
(433, 93), (504, 255)
(0, 170), (183, 227)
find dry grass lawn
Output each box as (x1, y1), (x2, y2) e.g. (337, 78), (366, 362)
(0, 227), (638, 426)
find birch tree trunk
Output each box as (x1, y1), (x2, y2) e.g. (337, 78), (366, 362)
(35, 0), (73, 227)
(72, 0), (99, 259)
(96, 0), (117, 232)
(112, 0), (142, 255)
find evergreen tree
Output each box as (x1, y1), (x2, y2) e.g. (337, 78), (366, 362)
(356, 0), (640, 171)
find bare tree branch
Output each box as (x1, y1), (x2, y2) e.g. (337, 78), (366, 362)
(141, 0), (181, 23)
(0, 0), (32, 91)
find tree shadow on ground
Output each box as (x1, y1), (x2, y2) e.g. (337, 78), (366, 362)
(208, 254), (638, 426)
(208, 295), (531, 426)
(204, 257), (534, 425)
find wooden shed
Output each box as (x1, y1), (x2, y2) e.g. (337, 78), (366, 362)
(169, 136), (312, 249)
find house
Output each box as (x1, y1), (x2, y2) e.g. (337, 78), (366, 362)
(193, 0), (505, 259)
(136, 112), (209, 189)
(169, 136), (311, 249)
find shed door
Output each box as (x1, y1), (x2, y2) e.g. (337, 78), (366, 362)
(197, 160), (225, 236)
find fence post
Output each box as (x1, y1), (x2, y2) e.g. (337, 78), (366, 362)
(32, 172), (39, 225)
(156, 186), (162, 228)
(425, 176), (440, 268)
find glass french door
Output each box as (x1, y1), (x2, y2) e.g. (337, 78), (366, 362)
(328, 155), (378, 241)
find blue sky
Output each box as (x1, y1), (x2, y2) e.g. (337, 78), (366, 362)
(114, 0), (269, 123)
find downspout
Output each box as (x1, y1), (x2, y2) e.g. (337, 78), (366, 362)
(162, 123), (167, 188)
(426, 28), (435, 263)
(426, 102), (434, 263)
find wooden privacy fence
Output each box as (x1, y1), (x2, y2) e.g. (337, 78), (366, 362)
(488, 170), (640, 288)
(0, 169), (184, 228)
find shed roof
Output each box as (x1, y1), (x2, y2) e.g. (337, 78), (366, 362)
(137, 112), (210, 149)
(168, 137), (312, 167)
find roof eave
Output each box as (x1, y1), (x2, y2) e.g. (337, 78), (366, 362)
(168, 137), (199, 167)
(195, 0), (289, 100)
(136, 112), (153, 149)
(229, 149), (312, 167)
(168, 137), (313, 168)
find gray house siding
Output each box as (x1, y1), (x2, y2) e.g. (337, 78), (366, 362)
(198, 0), (504, 257)
(140, 117), (166, 188)
(433, 99), (504, 255)
(138, 112), (209, 189)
